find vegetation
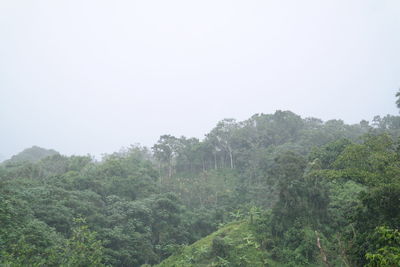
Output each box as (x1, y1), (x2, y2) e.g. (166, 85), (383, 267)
(1, 95), (400, 266)
(3, 146), (59, 164)
(156, 221), (279, 267)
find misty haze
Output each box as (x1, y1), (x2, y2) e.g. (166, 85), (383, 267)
(1, 1), (400, 266)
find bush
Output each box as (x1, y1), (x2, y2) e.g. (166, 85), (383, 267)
(211, 236), (231, 258)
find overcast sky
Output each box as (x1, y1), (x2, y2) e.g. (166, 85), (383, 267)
(1, 0), (400, 160)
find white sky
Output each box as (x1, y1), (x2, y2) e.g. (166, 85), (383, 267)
(1, 0), (400, 160)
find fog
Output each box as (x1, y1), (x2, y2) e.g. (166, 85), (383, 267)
(1, 0), (400, 160)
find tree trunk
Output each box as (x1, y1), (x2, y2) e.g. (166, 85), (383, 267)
(315, 231), (330, 267)
(168, 158), (172, 178)
(228, 147), (234, 169)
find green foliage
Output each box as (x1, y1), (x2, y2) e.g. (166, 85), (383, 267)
(309, 139), (351, 169)
(53, 217), (106, 267)
(157, 221), (271, 267)
(0, 219), (62, 266)
(365, 226), (400, 267)
(211, 236), (232, 258)
(2, 110), (400, 266)
(4, 146), (59, 164)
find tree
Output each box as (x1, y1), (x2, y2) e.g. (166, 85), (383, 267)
(396, 89), (400, 110)
(52, 218), (106, 267)
(206, 119), (238, 169)
(152, 135), (180, 179)
(365, 226), (400, 267)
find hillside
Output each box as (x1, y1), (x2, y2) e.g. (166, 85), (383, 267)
(1, 111), (400, 266)
(3, 146), (59, 164)
(156, 221), (284, 267)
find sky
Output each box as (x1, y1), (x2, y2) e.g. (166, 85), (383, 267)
(1, 0), (400, 160)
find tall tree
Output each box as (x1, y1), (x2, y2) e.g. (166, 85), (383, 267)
(396, 89), (400, 110)
(152, 135), (180, 179)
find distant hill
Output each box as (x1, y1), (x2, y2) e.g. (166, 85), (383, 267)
(4, 146), (59, 164)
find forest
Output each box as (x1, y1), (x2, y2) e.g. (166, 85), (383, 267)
(1, 105), (400, 266)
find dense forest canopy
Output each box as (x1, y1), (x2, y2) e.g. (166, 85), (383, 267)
(1, 108), (400, 266)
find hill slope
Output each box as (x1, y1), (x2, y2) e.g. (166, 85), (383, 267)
(4, 146), (59, 164)
(156, 221), (281, 267)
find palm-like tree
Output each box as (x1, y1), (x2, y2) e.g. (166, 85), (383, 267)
(396, 89), (400, 110)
